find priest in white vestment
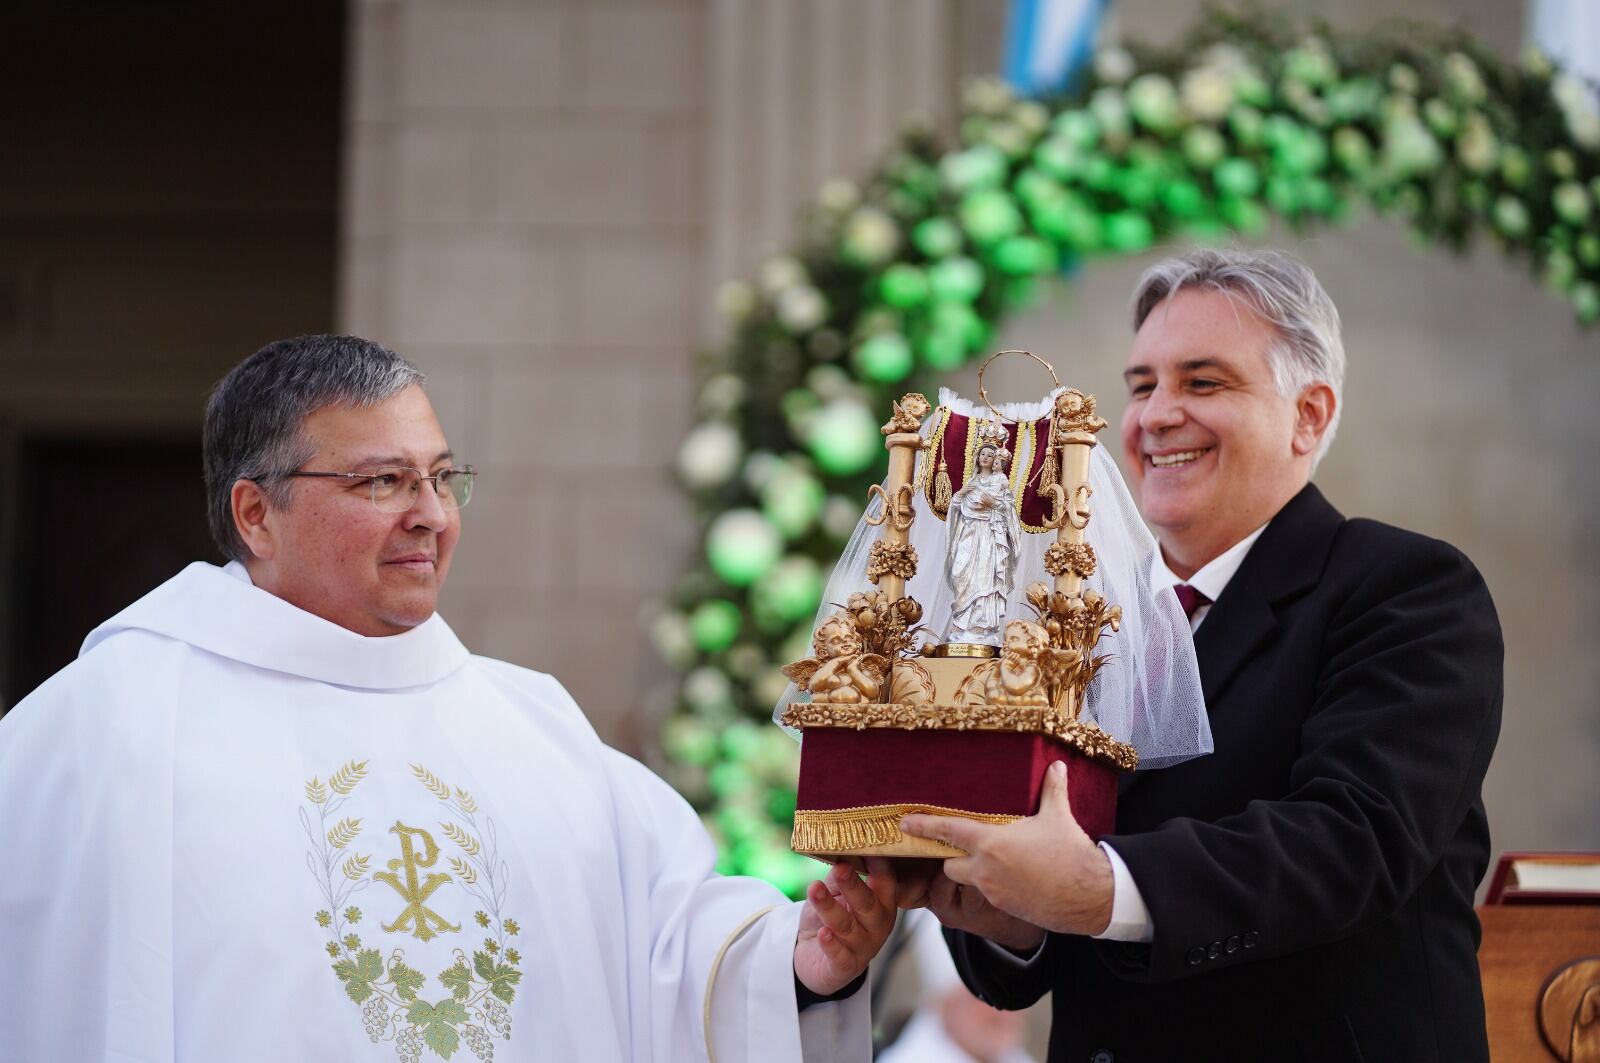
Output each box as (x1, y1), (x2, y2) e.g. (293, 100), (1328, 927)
(0, 335), (891, 1063)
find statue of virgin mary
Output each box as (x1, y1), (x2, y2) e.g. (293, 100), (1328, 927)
(943, 433), (1021, 646)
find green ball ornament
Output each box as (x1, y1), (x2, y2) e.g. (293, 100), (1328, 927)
(707, 509), (784, 587)
(1266, 177), (1301, 215)
(1182, 126), (1227, 170)
(753, 556), (824, 624)
(1160, 179), (1206, 219)
(878, 264), (929, 309)
(852, 331), (915, 383)
(912, 217), (963, 259)
(1500, 147), (1531, 189)
(690, 599), (743, 653)
(960, 189), (1024, 243)
(1103, 211), (1154, 251)
(1574, 282), (1600, 324)
(1213, 157), (1262, 198)
(762, 467), (826, 539)
(1052, 110), (1099, 149)
(807, 400), (882, 476)
(1332, 126), (1373, 174)
(940, 145), (1008, 193)
(1554, 182), (1592, 226)
(993, 236), (1057, 275)
(1423, 97), (1459, 139)
(1033, 136), (1083, 181)
(919, 328), (967, 371)
(1229, 106), (1264, 148)
(1127, 74), (1181, 134)
(663, 716), (720, 767)
(929, 256), (986, 302)
(1548, 150), (1578, 181)
(1117, 164), (1162, 208)
(1081, 155), (1116, 191)
(931, 300), (987, 349)
(1546, 249), (1577, 292)
(1492, 196), (1530, 238)
(1576, 233), (1600, 268)
(1221, 196), (1268, 234)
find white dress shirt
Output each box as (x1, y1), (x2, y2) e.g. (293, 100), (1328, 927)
(1090, 524), (1269, 942)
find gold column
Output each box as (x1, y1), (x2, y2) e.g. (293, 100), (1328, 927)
(1045, 390), (1109, 598)
(865, 393), (930, 601)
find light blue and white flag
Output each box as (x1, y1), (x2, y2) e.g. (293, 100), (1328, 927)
(1531, 0), (1600, 87)
(1002, 0), (1110, 97)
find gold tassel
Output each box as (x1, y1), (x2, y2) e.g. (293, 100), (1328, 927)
(932, 458), (952, 517)
(1038, 445), (1058, 493)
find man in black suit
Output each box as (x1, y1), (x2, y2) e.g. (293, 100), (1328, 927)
(899, 248), (1503, 1061)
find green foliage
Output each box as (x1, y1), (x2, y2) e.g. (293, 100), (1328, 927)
(662, 6), (1600, 895)
(407, 999), (468, 1059)
(333, 948), (384, 1004)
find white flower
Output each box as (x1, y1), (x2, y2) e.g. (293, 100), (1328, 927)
(1443, 52), (1486, 103)
(1094, 47), (1135, 85)
(818, 179), (860, 214)
(1455, 112), (1498, 174)
(842, 207), (900, 265)
(677, 422), (743, 490)
(650, 612), (696, 669)
(759, 255), (807, 296)
(716, 281), (755, 321)
(1553, 75), (1600, 150)
(697, 373), (745, 418)
(1089, 87), (1130, 138)
(1181, 66), (1236, 122)
(683, 666), (734, 711)
(775, 285), (828, 334)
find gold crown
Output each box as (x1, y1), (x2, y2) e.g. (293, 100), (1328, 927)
(975, 421), (1011, 457)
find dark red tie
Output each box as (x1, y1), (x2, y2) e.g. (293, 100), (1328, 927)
(1174, 584), (1212, 620)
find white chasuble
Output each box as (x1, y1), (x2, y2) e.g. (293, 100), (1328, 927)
(0, 562), (868, 1063)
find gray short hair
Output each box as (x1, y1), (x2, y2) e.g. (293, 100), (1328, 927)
(1129, 248), (1345, 465)
(203, 334), (425, 561)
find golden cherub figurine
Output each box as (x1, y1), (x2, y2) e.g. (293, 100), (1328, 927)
(782, 613), (888, 704)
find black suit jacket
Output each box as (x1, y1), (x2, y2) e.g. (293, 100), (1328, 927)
(949, 484), (1504, 1062)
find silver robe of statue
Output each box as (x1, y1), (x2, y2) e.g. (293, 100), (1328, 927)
(943, 461), (1022, 645)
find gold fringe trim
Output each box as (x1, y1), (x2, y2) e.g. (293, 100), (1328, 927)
(791, 803), (1020, 853)
(781, 702), (1139, 772)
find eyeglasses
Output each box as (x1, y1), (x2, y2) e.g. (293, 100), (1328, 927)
(275, 465), (476, 512)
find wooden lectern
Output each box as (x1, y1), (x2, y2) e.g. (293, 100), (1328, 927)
(1479, 852), (1600, 1061)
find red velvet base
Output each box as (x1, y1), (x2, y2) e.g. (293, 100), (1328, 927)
(795, 728), (1118, 840)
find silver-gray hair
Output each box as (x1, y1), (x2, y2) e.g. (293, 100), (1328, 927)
(203, 334), (425, 561)
(1129, 248), (1345, 465)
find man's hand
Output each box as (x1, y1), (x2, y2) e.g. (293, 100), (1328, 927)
(922, 870), (1047, 953)
(900, 760), (1114, 937)
(793, 862), (898, 995)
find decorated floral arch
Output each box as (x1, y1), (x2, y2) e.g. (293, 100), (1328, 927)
(652, 10), (1600, 894)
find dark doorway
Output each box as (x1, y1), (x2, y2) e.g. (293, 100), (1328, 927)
(0, 1), (346, 710)
(6, 436), (216, 705)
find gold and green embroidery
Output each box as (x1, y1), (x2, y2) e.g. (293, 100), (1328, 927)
(301, 760), (523, 1061)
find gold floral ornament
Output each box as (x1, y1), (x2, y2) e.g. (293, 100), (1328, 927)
(1043, 541), (1097, 579)
(1020, 581), (1122, 722)
(777, 701), (1137, 772)
(866, 540), (918, 583)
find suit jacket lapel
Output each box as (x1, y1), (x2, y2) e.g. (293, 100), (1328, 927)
(1191, 483), (1344, 706)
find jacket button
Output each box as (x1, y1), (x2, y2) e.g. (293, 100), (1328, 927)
(1243, 930), (1259, 949)
(1226, 935), (1240, 953)
(1091, 1051), (1115, 1063)
(1207, 940), (1222, 959)
(1186, 946), (1204, 966)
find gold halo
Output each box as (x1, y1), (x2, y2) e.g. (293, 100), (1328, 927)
(976, 348), (1062, 424)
